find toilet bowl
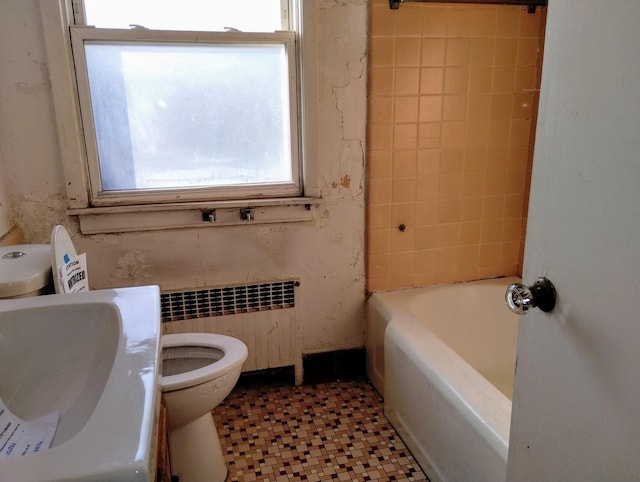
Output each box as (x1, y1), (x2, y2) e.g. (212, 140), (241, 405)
(161, 333), (248, 482)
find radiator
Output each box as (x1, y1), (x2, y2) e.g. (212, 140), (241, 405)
(160, 280), (302, 384)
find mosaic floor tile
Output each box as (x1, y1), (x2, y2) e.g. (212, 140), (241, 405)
(213, 378), (429, 482)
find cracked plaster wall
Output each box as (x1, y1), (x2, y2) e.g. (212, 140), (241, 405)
(0, 149), (12, 238)
(0, 0), (367, 354)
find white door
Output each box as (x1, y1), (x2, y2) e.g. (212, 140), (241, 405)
(507, 2), (640, 481)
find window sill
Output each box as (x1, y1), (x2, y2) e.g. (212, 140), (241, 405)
(68, 197), (320, 234)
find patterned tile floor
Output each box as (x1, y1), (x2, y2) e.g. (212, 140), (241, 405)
(212, 377), (429, 482)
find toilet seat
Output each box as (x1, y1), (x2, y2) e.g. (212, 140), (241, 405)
(161, 333), (248, 392)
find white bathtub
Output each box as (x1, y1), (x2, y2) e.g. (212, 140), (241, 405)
(365, 277), (519, 482)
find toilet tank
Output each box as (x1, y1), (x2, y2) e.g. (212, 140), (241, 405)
(0, 245), (53, 299)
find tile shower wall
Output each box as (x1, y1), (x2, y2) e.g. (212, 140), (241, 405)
(366, 1), (546, 291)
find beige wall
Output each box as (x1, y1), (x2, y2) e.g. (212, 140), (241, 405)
(0, 149), (12, 238)
(0, 0), (367, 355)
(367, 0), (546, 291)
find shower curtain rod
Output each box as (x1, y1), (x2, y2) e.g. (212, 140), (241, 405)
(389, 0), (547, 13)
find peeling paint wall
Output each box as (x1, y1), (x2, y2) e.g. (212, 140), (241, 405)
(0, 0), (367, 355)
(0, 149), (12, 237)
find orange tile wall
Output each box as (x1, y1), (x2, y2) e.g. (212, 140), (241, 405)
(366, 0), (546, 291)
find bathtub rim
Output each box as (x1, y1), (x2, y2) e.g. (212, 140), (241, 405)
(367, 276), (520, 396)
(385, 315), (512, 461)
(366, 277), (521, 475)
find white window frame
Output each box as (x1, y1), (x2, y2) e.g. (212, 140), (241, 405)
(40, 0), (319, 233)
(72, 28), (300, 205)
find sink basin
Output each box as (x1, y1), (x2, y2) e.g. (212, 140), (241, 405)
(0, 286), (161, 482)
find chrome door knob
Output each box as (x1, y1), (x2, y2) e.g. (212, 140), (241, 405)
(505, 277), (557, 315)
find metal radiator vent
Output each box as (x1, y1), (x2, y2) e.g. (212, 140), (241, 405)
(161, 280), (296, 322)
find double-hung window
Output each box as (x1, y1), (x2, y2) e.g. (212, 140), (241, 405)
(43, 0), (312, 232)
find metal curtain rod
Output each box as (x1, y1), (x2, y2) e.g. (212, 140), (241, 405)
(389, 0), (547, 13)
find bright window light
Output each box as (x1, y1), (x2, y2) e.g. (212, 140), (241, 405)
(83, 0), (285, 32)
(83, 41), (292, 191)
(70, 0), (301, 203)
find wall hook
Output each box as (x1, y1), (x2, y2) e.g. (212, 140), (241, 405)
(240, 208), (254, 221)
(202, 210), (216, 223)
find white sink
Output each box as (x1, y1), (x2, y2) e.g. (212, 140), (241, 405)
(0, 286), (161, 482)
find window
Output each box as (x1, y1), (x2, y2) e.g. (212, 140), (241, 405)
(77, 0), (299, 204)
(41, 0), (316, 232)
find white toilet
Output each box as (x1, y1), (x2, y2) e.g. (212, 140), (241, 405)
(161, 333), (248, 482)
(45, 225), (249, 482)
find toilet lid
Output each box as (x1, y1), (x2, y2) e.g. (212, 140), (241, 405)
(50, 225), (79, 294)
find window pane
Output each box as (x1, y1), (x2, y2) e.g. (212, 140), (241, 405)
(83, 41), (292, 192)
(83, 0), (285, 32)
